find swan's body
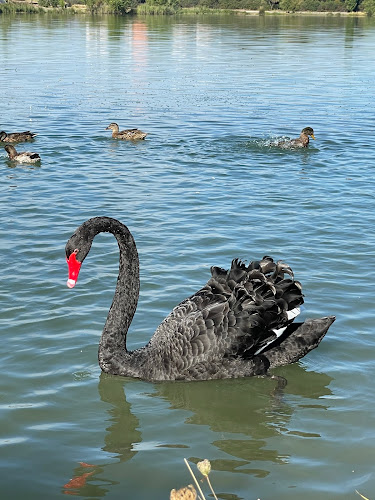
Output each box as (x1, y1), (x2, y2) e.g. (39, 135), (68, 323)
(4, 145), (41, 163)
(66, 217), (335, 381)
(105, 122), (147, 141)
(0, 130), (37, 143)
(278, 127), (315, 149)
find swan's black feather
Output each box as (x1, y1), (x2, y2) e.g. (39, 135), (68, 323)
(143, 256), (324, 380)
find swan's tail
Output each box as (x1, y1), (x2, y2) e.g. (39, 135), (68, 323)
(262, 316), (336, 368)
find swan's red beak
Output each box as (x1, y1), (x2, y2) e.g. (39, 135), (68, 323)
(66, 252), (82, 288)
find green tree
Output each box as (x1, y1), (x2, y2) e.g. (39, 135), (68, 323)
(362, 0), (375, 14)
(345, 0), (360, 9)
(39, 0), (65, 7)
(146, 0), (179, 6)
(107, 0), (136, 12)
(279, 0), (300, 10)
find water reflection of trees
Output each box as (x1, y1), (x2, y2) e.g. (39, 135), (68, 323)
(63, 365), (331, 496)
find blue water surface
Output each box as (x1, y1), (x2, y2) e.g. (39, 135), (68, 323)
(1, 12), (375, 500)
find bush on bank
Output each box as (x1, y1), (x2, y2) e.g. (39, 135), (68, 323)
(1, 0), (374, 15)
(138, 0), (375, 15)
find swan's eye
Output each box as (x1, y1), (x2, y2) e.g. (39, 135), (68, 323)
(73, 248), (79, 255)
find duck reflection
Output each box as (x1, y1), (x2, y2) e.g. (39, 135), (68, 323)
(63, 365), (332, 496)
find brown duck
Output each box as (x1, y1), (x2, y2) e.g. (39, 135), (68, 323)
(5, 145), (41, 163)
(0, 130), (37, 143)
(278, 127), (315, 149)
(106, 122), (147, 141)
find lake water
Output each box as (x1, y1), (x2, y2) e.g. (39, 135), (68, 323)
(1, 11), (375, 500)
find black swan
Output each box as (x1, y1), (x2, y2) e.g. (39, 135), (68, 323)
(65, 217), (335, 381)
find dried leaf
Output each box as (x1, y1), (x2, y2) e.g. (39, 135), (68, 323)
(170, 484), (197, 500)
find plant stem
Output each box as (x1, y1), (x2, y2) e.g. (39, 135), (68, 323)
(206, 476), (218, 500)
(184, 458), (207, 500)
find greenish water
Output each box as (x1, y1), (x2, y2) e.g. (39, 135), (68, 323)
(1, 12), (375, 499)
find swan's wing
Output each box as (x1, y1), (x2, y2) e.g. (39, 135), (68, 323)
(150, 257), (304, 375)
(151, 289), (234, 360)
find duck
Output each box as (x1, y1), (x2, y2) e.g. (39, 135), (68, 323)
(65, 216), (335, 382)
(278, 127), (315, 149)
(106, 122), (147, 141)
(0, 130), (37, 143)
(4, 145), (41, 164)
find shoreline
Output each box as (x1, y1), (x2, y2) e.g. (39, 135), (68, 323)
(234, 8), (367, 15)
(0, 2), (369, 16)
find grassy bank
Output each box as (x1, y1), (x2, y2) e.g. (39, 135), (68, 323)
(0, 2), (44, 12)
(1, 0), (374, 15)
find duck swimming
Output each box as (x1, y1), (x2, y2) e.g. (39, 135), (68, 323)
(4, 145), (41, 164)
(278, 127), (315, 149)
(65, 216), (335, 382)
(0, 130), (37, 143)
(106, 122), (147, 141)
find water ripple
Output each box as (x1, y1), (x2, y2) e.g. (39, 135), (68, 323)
(1, 12), (375, 500)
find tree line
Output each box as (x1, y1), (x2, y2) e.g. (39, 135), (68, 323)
(2, 0), (374, 17)
(83, 0), (375, 16)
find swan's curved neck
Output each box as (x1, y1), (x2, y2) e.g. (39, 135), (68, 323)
(88, 218), (140, 375)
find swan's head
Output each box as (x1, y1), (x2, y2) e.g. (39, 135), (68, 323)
(0, 131), (7, 141)
(301, 127), (315, 140)
(65, 227), (93, 288)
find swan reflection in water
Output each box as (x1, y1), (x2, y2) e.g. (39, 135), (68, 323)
(62, 366), (332, 497)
